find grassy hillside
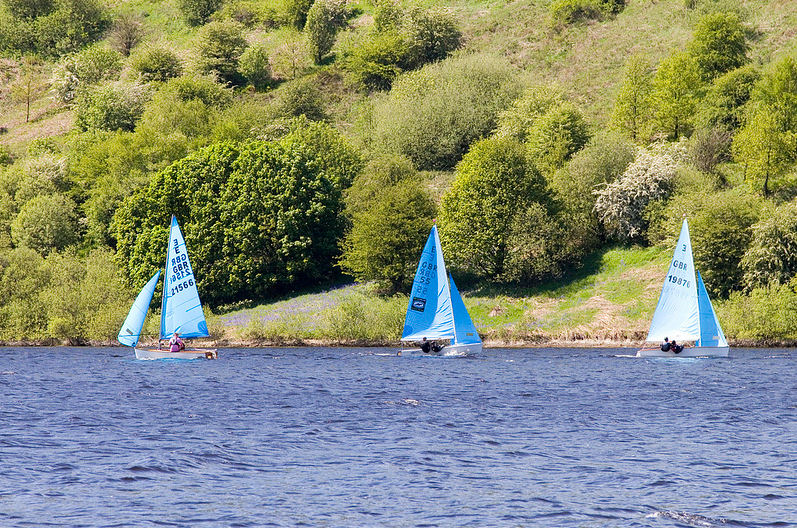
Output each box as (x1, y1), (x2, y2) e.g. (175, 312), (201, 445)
(210, 246), (669, 346)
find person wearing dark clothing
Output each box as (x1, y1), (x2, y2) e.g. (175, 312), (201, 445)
(420, 337), (431, 353)
(660, 337), (671, 352)
(671, 339), (683, 354)
(431, 342), (443, 353)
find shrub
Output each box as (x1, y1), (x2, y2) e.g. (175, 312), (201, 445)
(0, 145), (12, 166)
(741, 201), (797, 290)
(238, 43), (272, 90)
(720, 279), (797, 342)
(179, 0), (222, 26)
(34, 0), (110, 57)
(74, 81), (148, 132)
(526, 101), (590, 175)
(157, 74), (232, 108)
(268, 30), (312, 81)
(305, 0), (349, 64)
(732, 102), (794, 196)
(365, 53), (522, 170)
(0, 247), (49, 339)
(688, 126), (731, 173)
(3, 0), (55, 19)
(196, 19), (249, 86)
(594, 141), (687, 243)
(16, 152), (70, 203)
(272, 76), (326, 121)
(401, 7), (461, 70)
(373, 0), (402, 32)
(108, 13), (144, 56)
(687, 11), (748, 82)
(438, 136), (552, 282)
(494, 85), (564, 141)
(130, 46), (183, 83)
(51, 45), (123, 103)
(11, 193), (78, 253)
(549, 0), (602, 26)
(343, 30), (407, 91)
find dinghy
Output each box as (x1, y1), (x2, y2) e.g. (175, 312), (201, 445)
(118, 215), (217, 360)
(399, 226), (482, 356)
(637, 219), (728, 358)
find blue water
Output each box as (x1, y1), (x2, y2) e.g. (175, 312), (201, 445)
(0, 347), (794, 527)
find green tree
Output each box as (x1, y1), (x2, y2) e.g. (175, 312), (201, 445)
(401, 7), (461, 69)
(696, 64), (760, 132)
(74, 81), (148, 132)
(196, 19), (249, 86)
(11, 193), (79, 253)
(340, 178), (435, 294)
(108, 13), (144, 56)
(3, 0), (55, 19)
(751, 56), (797, 132)
(611, 54), (653, 141)
(687, 11), (748, 82)
(51, 44), (123, 103)
(651, 50), (703, 139)
(741, 201), (797, 290)
(305, 0), (348, 64)
(438, 136), (552, 281)
(526, 101), (590, 175)
(284, 0), (314, 29)
(10, 55), (47, 123)
(179, 0), (222, 26)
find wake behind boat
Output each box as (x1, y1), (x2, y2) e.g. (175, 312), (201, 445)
(118, 215), (217, 360)
(399, 225), (482, 356)
(637, 219), (728, 358)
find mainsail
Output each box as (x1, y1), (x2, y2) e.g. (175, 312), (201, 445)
(646, 219), (700, 342)
(696, 270), (728, 348)
(450, 274), (481, 346)
(159, 215), (210, 339)
(401, 226), (455, 341)
(118, 270), (161, 347)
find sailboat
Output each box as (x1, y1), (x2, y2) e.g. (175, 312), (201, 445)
(399, 225), (482, 355)
(118, 215), (217, 360)
(637, 218), (729, 357)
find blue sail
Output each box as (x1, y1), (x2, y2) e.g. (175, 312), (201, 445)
(401, 226), (455, 341)
(159, 216), (210, 340)
(646, 219), (700, 342)
(118, 270), (160, 347)
(696, 270), (728, 347)
(449, 274), (481, 345)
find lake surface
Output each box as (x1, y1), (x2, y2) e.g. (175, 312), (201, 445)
(0, 347), (794, 527)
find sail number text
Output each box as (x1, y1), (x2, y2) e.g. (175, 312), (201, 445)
(414, 260), (437, 295)
(170, 249), (195, 296)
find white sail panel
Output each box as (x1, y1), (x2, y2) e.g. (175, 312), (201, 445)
(118, 271), (160, 347)
(646, 219), (700, 342)
(159, 216), (210, 339)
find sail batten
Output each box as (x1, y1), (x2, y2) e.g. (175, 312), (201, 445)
(646, 219), (700, 342)
(118, 271), (161, 347)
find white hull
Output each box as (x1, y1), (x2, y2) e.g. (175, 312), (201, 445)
(135, 348), (217, 360)
(399, 342), (483, 356)
(636, 346), (729, 358)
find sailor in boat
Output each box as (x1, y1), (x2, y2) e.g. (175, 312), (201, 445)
(420, 337), (431, 353)
(431, 342), (444, 353)
(169, 331), (185, 353)
(660, 337), (671, 352)
(670, 339), (683, 354)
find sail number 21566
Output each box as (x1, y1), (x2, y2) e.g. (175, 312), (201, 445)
(170, 278), (194, 296)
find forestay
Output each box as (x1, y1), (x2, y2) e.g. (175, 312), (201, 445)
(401, 226), (455, 341)
(159, 216), (210, 340)
(450, 274), (481, 346)
(696, 270), (728, 348)
(646, 219), (700, 342)
(118, 270), (160, 347)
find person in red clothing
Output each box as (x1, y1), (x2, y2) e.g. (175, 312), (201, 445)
(169, 332), (185, 352)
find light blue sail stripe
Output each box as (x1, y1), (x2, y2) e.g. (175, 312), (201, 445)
(696, 270), (728, 347)
(402, 226), (455, 341)
(450, 274), (481, 345)
(646, 219), (700, 342)
(160, 215), (210, 340)
(118, 270), (160, 347)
